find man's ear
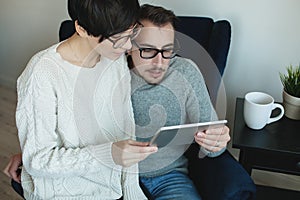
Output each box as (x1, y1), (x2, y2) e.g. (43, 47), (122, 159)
(75, 20), (88, 37)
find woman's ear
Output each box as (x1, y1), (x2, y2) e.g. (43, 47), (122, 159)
(126, 50), (132, 55)
(75, 20), (88, 37)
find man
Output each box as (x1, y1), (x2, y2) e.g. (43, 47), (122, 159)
(4, 4), (231, 199)
(127, 4), (230, 199)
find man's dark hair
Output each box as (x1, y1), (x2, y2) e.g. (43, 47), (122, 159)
(127, 4), (178, 69)
(68, 0), (140, 39)
(139, 4), (178, 28)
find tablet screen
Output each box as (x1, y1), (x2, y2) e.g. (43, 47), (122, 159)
(149, 120), (227, 148)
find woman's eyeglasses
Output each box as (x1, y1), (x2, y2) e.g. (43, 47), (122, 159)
(107, 23), (142, 49)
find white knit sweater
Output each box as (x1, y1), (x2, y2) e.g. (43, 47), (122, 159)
(16, 44), (146, 200)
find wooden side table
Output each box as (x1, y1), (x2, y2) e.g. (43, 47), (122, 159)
(232, 98), (300, 199)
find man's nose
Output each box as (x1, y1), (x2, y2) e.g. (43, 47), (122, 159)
(152, 52), (163, 65)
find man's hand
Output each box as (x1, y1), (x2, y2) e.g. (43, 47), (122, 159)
(194, 126), (230, 152)
(112, 140), (158, 167)
(3, 153), (22, 183)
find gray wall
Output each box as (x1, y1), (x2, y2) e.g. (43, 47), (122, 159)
(1, 0), (300, 126)
(0, 0), (68, 88)
(141, 0), (300, 125)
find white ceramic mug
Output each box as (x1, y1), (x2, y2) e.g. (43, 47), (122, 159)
(244, 92), (284, 130)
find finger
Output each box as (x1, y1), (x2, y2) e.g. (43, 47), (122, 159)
(129, 145), (158, 154)
(118, 152), (156, 167)
(199, 133), (224, 142)
(195, 131), (221, 142)
(195, 129), (224, 141)
(195, 136), (218, 147)
(195, 131), (205, 137)
(205, 133), (231, 143)
(116, 150), (153, 161)
(16, 174), (21, 183)
(200, 142), (223, 152)
(11, 157), (22, 171)
(197, 129), (230, 142)
(201, 135), (229, 146)
(205, 126), (229, 135)
(205, 128), (225, 135)
(195, 135), (228, 149)
(3, 159), (13, 177)
(112, 144), (157, 166)
(114, 142), (158, 154)
(128, 140), (150, 146)
(10, 169), (21, 183)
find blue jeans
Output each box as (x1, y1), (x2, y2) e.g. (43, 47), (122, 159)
(140, 171), (201, 200)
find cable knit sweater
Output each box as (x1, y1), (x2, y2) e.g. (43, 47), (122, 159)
(131, 57), (225, 177)
(16, 43), (146, 200)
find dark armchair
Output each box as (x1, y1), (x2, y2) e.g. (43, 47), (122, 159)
(12, 17), (256, 200)
(176, 16), (256, 200)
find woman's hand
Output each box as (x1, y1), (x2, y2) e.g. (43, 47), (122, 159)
(194, 126), (230, 152)
(112, 140), (158, 167)
(3, 153), (22, 183)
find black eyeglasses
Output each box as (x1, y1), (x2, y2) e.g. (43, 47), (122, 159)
(107, 23), (142, 49)
(132, 40), (178, 59)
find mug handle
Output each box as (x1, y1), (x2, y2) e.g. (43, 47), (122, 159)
(268, 103), (284, 124)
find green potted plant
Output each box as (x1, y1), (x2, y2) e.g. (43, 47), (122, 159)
(279, 64), (300, 120)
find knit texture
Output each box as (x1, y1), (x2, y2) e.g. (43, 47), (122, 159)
(131, 57), (225, 177)
(16, 43), (146, 199)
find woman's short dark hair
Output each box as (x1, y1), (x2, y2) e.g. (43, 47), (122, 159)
(68, 0), (79, 22)
(68, 0), (140, 39)
(139, 4), (178, 28)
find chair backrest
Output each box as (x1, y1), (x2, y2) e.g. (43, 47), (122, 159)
(58, 17), (231, 105)
(176, 17), (231, 76)
(59, 20), (75, 42)
(175, 16), (231, 106)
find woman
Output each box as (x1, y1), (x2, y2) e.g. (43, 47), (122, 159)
(14, 0), (157, 199)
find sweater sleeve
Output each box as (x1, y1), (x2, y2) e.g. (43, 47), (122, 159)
(16, 59), (119, 178)
(182, 59), (226, 158)
(122, 164), (147, 200)
(183, 59), (218, 123)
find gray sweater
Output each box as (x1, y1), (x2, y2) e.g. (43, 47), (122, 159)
(131, 56), (225, 177)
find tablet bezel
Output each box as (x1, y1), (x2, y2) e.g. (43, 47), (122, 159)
(149, 120), (227, 147)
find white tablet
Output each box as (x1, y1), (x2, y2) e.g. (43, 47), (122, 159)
(149, 120), (227, 148)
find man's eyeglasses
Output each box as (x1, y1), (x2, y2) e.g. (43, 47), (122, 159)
(132, 40), (178, 59)
(107, 23), (142, 49)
